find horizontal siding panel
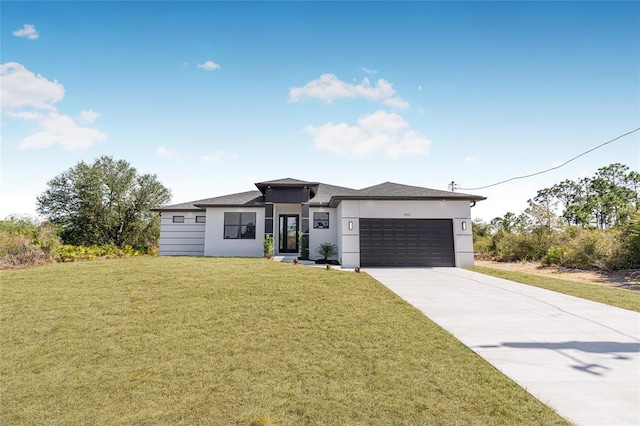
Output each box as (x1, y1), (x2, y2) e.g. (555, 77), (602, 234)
(159, 224), (206, 232)
(159, 251), (204, 256)
(160, 231), (207, 239)
(159, 238), (205, 245)
(159, 244), (204, 253)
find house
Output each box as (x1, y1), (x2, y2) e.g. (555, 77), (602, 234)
(153, 178), (485, 268)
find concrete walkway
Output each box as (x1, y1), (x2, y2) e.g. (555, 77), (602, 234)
(365, 267), (640, 426)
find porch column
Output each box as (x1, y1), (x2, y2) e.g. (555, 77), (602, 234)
(300, 201), (310, 259)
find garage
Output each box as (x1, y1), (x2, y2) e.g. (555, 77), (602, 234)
(359, 219), (455, 267)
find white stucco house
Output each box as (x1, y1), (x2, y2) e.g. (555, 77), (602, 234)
(153, 178), (485, 268)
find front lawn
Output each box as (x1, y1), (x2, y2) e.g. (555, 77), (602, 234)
(468, 266), (640, 312)
(1, 257), (566, 425)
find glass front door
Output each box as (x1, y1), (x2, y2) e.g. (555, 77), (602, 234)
(279, 215), (299, 253)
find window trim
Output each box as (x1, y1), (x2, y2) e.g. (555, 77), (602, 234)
(223, 212), (257, 240)
(195, 216), (206, 224)
(172, 216), (185, 223)
(313, 212), (330, 229)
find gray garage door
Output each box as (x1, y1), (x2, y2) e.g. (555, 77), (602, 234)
(359, 219), (455, 267)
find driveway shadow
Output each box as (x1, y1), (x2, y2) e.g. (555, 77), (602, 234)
(478, 341), (640, 375)
(501, 341), (640, 356)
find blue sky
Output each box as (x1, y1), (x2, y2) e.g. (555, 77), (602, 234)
(2, 1), (639, 222)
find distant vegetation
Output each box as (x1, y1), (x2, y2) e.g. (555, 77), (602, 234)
(1, 156), (170, 268)
(474, 163), (640, 270)
(0, 215), (156, 268)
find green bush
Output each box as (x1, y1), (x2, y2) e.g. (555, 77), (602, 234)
(493, 228), (554, 262)
(542, 227), (628, 270)
(263, 234), (274, 258)
(55, 244), (152, 262)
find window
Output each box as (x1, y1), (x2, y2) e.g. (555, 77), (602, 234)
(196, 216), (206, 223)
(224, 212), (256, 239)
(313, 212), (329, 229)
(173, 216), (185, 223)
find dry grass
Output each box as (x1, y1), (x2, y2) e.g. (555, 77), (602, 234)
(468, 265), (640, 312)
(1, 257), (567, 425)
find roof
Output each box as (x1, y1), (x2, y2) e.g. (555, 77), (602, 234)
(254, 177), (320, 196)
(309, 183), (359, 205)
(154, 179), (485, 211)
(153, 190), (264, 211)
(328, 182), (485, 207)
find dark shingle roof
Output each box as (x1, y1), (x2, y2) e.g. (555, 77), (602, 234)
(256, 177), (319, 186)
(310, 183), (359, 205)
(194, 190), (264, 207)
(153, 190), (264, 211)
(154, 179), (485, 211)
(359, 182), (484, 199)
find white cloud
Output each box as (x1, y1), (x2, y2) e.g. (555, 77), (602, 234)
(156, 146), (178, 157)
(201, 151), (227, 161)
(303, 110), (431, 158)
(197, 61), (221, 71)
(463, 156), (480, 164)
(13, 24), (39, 40)
(79, 109), (99, 124)
(289, 74), (409, 109)
(1, 62), (64, 109)
(17, 111), (106, 150)
(1, 62), (106, 150)
(360, 67), (378, 74)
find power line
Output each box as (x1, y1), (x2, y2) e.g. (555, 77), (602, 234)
(457, 127), (640, 191)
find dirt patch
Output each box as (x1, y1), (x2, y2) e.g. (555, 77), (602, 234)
(474, 260), (640, 292)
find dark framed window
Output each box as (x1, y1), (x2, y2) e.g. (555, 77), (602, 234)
(224, 212), (256, 239)
(195, 216), (206, 223)
(173, 216), (185, 223)
(313, 212), (329, 229)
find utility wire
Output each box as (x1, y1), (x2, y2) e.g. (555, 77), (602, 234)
(457, 127), (640, 191)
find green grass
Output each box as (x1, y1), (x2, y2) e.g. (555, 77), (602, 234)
(1, 257), (567, 425)
(468, 266), (640, 312)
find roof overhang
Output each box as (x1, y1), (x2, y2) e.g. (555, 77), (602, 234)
(328, 195), (487, 208)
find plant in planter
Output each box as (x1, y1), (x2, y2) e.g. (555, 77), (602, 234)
(315, 242), (338, 264)
(263, 234), (274, 258)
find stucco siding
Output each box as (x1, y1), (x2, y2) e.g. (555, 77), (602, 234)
(309, 207), (338, 260)
(159, 212), (206, 256)
(204, 207), (265, 257)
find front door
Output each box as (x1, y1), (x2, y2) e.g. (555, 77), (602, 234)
(279, 215), (299, 253)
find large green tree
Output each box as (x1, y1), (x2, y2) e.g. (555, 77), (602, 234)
(37, 156), (171, 248)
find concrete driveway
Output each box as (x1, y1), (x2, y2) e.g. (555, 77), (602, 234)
(365, 267), (640, 426)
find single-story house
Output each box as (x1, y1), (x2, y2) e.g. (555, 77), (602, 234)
(153, 178), (485, 268)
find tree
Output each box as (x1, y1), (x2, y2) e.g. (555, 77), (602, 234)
(526, 188), (557, 230)
(37, 156), (171, 248)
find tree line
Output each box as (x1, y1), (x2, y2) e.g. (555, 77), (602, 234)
(1, 157), (171, 267)
(475, 163), (640, 270)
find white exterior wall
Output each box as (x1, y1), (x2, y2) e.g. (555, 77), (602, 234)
(159, 211), (206, 255)
(339, 201), (360, 268)
(204, 207), (265, 257)
(337, 200), (475, 268)
(308, 207), (338, 260)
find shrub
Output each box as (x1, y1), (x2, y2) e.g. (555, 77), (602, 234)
(493, 228), (554, 262)
(315, 242), (337, 261)
(263, 234), (274, 258)
(543, 227), (626, 270)
(55, 244), (152, 262)
(0, 233), (47, 268)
